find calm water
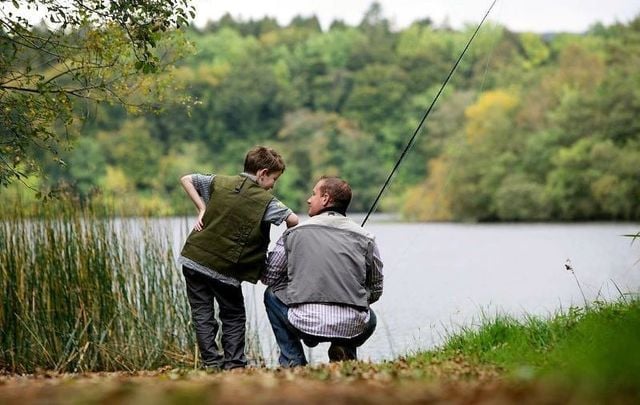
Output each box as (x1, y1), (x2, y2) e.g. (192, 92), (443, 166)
(163, 216), (640, 365)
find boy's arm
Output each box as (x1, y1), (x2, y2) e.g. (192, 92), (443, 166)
(264, 198), (298, 228)
(180, 174), (206, 231)
(285, 213), (299, 228)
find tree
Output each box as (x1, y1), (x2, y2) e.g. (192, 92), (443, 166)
(428, 89), (521, 221)
(1, 0), (194, 189)
(66, 137), (106, 198)
(396, 23), (468, 90)
(402, 156), (453, 221)
(96, 118), (162, 191)
(494, 174), (550, 220)
(277, 109), (387, 212)
(342, 63), (410, 161)
(547, 138), (640, 220)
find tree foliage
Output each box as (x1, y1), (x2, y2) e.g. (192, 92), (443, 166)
(2, 5), (639, 221)
(406, 16), (640, 221)
(1, 0), (194, 188)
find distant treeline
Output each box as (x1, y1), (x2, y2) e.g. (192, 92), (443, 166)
(6, 6), (640, 221)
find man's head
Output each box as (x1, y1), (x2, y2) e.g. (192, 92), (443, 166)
(307, 176), (352, 216)
(244, 146), (285, 190)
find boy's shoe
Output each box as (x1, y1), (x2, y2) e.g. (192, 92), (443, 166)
(202, 356), (224, 372)
(202, 363), (223, 373)
(328, 344), (357, 362)
(226, 366), (247, 374)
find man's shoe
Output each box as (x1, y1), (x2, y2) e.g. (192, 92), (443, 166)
(328, 344), (357, 362)
(303, 338), (319, 348)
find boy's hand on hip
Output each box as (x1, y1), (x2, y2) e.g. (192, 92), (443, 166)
(194, 210), (205, 231)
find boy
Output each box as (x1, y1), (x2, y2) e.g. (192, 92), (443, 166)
(179, 146), (298, 370)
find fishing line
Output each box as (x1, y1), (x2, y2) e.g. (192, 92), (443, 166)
(477, 0), (504, 95)
(361, 0), (498, 227)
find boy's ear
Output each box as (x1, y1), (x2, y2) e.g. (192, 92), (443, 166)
(256, 168), (268, 177)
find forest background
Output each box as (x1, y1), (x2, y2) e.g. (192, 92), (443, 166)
(3, 3), (640, 222)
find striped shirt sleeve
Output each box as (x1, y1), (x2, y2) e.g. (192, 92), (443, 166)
(261, 235), (288, 286)
(263, 198), (293, 226)
(191, 174), (214, 203)
(367, 243), (384, 304)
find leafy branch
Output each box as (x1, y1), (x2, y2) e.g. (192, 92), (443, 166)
(0, 0), (195, 187)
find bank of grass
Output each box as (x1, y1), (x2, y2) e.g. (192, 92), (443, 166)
(402, 298), (640, 399)
(0, 199), (199, 373)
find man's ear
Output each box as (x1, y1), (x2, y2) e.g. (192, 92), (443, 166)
(256, 168), (268, 177)
(321, 193), (331, 206)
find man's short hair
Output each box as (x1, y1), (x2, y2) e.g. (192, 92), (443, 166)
(319, 176), (352, 211)
(244, 146), (285, 174)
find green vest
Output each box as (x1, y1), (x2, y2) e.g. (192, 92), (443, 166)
(181, 174), (273, 283)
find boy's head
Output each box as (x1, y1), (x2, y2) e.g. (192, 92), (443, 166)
(244, 146), (285, 190)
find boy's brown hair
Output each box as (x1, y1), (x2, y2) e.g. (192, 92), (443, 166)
(244, 146), (285, 174)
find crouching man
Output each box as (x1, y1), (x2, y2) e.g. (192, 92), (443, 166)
(261, 176), (383, 366)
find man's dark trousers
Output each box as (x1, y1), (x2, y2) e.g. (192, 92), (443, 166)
(264, 287), (377, 367)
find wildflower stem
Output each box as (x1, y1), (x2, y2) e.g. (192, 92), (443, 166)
(572, 271), (589, 308)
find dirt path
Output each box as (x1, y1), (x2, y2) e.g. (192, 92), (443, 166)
(0, 363), (586, 405)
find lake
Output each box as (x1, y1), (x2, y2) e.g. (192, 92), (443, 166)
(164, 216), (640, 365)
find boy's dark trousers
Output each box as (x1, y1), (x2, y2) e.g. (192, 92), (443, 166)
(182, 266), (247, 370)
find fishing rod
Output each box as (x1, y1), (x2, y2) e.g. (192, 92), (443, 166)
(361, 0), (497, 227)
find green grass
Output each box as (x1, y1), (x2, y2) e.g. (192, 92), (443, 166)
(409, 299), (640, 397)
(1, 199), (205, 373)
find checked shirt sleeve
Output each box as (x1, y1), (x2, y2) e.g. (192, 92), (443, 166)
(367, 243), (384, 304)
(261, 235), (288, 286)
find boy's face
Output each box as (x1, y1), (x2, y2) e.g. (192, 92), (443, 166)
(257, 169), (281, 190)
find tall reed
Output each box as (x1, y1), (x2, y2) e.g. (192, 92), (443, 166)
(1, 200), (236, 373)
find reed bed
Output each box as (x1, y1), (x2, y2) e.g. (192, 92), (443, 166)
(1, 201), (209, 373)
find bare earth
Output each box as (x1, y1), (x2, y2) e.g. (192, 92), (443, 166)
(1, 359), (613, 405)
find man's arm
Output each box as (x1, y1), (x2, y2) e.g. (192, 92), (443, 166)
(180, 174), (206, 231)
(366, 243), (384, 304)
(261, 236), (288, 286)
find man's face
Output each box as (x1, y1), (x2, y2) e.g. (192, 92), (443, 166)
(307, 180), (329, 216)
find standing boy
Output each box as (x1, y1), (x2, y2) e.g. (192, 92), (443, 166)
(179, 146), (298, 370)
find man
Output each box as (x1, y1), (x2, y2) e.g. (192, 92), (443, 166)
(261, 176), (383, 367)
